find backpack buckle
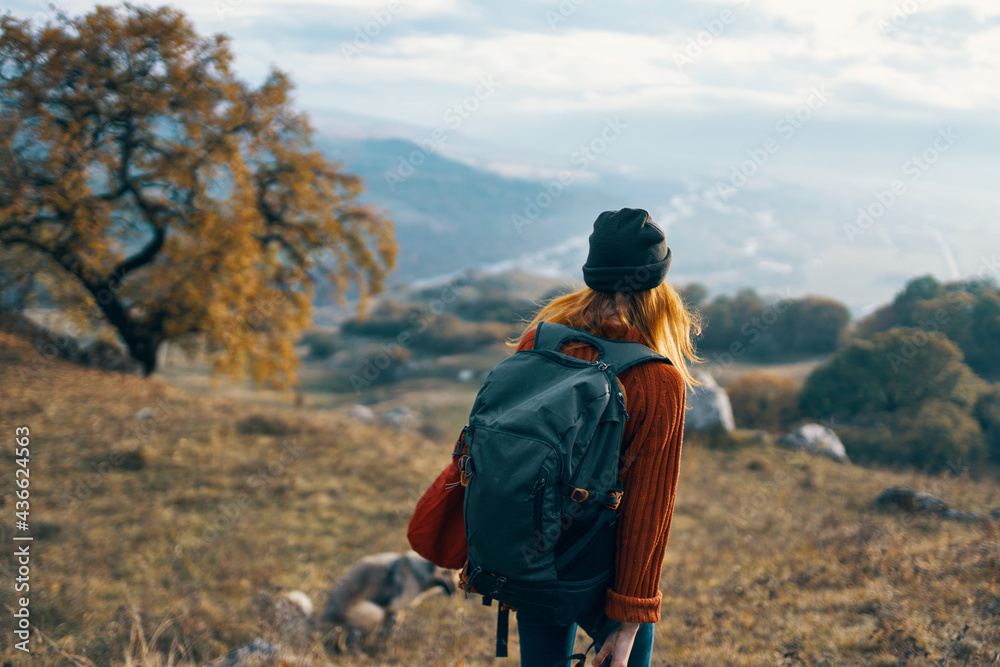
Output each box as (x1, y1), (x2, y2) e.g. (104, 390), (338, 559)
(458, 455), (474, 486)
(570, 488), (589, 503)
(604, 490), (622, 510)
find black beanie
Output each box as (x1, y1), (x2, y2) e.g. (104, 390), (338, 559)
(582, 208), (671, 293)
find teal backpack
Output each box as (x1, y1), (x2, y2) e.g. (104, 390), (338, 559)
(458, 322), (670, 657)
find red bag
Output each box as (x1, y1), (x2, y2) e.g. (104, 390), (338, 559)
(407, 429), (468, 569)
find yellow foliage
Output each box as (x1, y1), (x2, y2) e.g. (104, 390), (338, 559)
(0, 5), (396, 387)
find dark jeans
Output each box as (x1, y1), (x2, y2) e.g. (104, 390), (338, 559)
(516, 610), (655, 667)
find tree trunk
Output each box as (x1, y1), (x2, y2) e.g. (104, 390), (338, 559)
(87, 281), (162, 376)
(128, 333), (160, 377)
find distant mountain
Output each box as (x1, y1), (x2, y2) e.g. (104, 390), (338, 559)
(316, 136), (619, 292)
(316, 134), (959, 314)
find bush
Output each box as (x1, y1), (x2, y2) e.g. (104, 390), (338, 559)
(801, 327), (984, 472)
(340, 300), (424, 338)
(779, 296), (851, 353)
(698, 290), (850, 360)
(837, 419), (894, 466)
(353, 345), (412, 387)
(300, 331), (339, 360)
(679, 282), (709, 308)
(451, 287), (536, 323)
(839, 404), (986, 473)
(237, 415), (298, 436)
(339, 297), (515, 354)
(412, 315), (514, 354)
(975, 383), (1000, 463)
(855, 274), (1000, 379)
(890, 400), (986, 472)
(726, 372), (801, 433)
(800, 328), (979, 420)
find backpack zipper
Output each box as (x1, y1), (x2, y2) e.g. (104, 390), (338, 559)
(526, 477), (546, 556)
(591, 361), (630, 422)
(617, 389), (630, 421)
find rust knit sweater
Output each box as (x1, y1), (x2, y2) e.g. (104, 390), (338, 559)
(515, 320), (686, 624)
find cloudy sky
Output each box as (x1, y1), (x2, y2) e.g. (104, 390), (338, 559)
(6, 0), (999, 306)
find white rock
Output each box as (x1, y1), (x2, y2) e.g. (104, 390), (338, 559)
(778, 423), (850, 463)
(685, 370), (735, 433)
(348, 404), (375, 423)
(379, 406), (418, 432)
(457, 369), (475, 382)
(283, 590), (314, 618)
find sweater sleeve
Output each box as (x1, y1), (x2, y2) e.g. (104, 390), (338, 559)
(605, 361), (686, 623)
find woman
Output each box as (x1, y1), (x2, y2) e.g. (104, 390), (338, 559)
(510, 208), (702, 667)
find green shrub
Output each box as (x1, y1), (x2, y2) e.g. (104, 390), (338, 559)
(412, 315), (514, 354)
(890, 400), (986, 472)
(697, 290), (851, 360)
(451, 288), (536, 323)
(975, 383), (1000, 463)
(341, 300), (424, 338)
(353, 345), (412, 387)
(855, 274), (1000, 379)
(800, 328), (979, 420)
(300, 331), (339, 360)
(236, 415), (298, 436)
(801, 327), (984, 472)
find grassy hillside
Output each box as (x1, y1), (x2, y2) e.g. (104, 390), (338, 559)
(1, 318), (999, 666)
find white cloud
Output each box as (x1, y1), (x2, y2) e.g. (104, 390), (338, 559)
(10, 0), (999, 119)
(230, 4), (1000, 121)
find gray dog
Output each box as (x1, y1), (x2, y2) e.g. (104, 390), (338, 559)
(319, 550), (456, 652)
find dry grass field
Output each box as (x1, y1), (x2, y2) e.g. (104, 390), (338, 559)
(2, 319), (999, 666)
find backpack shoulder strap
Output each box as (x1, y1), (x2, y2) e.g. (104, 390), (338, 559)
(603, 339), (672, 374)
(532, 322), (672, 375)
(533, 321), (604, 354)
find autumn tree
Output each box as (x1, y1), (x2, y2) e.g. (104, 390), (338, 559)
(0, 5), (395, 385)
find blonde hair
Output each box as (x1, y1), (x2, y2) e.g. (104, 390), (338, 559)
(511, 282), (704, 389)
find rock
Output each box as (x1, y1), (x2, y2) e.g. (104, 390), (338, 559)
(378, 406), (418, 432)
(283, 590), (314, 618)
(876, 486), (949, 514)
(942, 509), (985, 521)
(208, 638), (286, 667)
(992, 508), (1000, 521)
(250, 589), (314, 648)
(348, 404), (375, 423)
(778, 423), (850, 463)
(457, 368), (475, 382)
(133, 407), (157, 421)
(685, 370), (735, 433)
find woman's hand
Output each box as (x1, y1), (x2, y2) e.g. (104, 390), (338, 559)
(592, 621), (640, 667)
